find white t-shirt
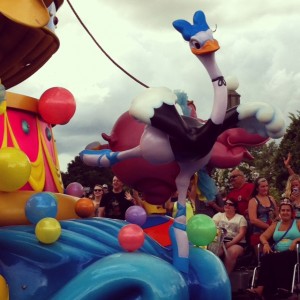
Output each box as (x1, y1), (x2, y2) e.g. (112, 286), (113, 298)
(212, 213), (247, 243)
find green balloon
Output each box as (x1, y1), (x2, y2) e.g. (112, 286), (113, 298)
(187, 214), (217, 246)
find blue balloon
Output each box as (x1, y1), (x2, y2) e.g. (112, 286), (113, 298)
(25, 192), (58, 224)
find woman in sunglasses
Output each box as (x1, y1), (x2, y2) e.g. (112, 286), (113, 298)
(247, 200), (300, 299)
(91, 184), (104, 217)
(212, 199), (248, 274)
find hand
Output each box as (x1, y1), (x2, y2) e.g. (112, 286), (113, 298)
(283, 153), (292, 167)
(262, 243), (273, 254)
(125, 191), (134, 202)
(289, 240), (298, 251)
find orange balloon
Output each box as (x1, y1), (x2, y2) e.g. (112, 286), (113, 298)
(74, 198), (95, 218)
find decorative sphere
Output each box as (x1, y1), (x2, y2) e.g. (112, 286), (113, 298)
(226, 76), (239, 91)
(65, 182), (84, 197)
(25, 192), (58, 224)
(118, 224), (145, 252)
(38, 87), (76, 125)
(187, 214), (217, 246)
(75, 198), (95, 218)
(0, 147), (31, 192)
(125, 206), (147, 226)
(35, 217), (61, 244)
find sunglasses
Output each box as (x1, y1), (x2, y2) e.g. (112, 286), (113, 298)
(230, 174), (241, 180)
(94, 189), (102, 192)
(225, 202), (235, 206)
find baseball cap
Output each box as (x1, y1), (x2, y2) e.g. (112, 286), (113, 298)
(102, 184), (108, 188)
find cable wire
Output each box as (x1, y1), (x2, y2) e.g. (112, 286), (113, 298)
(66, 0), (149, 88)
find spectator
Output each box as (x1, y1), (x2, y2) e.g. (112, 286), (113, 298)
(212, 199), (248, 274)
(98, 176), (134, 219)
(284, 174), (300, 219)
(192, 172), (224, 217)
(226, 169), (255, 217)
(219, 186), (227, 202)
(91, 184), (104, 217)
(248, 177), (278, 246)
(102, 184), (109, 194)
(194, 192), (224, 217)
(132, 190), (168, 215)
(246, 200), (300, 299)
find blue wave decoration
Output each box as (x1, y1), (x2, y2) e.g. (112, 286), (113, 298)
(0, 218), (231, 300)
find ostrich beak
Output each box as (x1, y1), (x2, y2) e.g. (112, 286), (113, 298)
(191, 39), (220, 55)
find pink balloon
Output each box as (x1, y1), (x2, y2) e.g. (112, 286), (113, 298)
(118, 224), (145, 252)
(65, 182), (84, 197)
(39, 87), (76, 125)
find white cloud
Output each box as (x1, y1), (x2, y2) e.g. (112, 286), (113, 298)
(9, 0), (300, 172)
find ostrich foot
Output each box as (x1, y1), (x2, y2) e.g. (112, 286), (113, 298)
(170, 202), (189, 273)
(80, 149), (120, 167)
(170, 222), (189, 273)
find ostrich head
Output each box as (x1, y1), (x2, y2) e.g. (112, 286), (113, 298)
(173, 10), (220, 55)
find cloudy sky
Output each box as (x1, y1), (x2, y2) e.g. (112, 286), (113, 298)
(10, 0), (300, 172)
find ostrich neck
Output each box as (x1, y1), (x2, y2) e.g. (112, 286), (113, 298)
(197, 53), (227, 125)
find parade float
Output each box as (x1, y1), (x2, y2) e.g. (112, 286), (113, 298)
(0, 1), (285, 299)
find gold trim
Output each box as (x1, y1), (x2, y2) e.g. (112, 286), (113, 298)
(0, 0), (49, 28)
(6, 92), (38, 113)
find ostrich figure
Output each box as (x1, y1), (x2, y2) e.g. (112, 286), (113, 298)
(80, 11), (285, 273)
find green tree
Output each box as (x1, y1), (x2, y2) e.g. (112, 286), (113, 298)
(249, 141), (278, 180)
(61, 156), (114, 192)
(273, 111), (300, 192)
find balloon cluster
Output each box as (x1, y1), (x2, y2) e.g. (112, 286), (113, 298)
(25, 192), (61, 244)
(118, 206), (147, 252)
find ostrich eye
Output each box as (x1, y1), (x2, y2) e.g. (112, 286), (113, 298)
(22, 120), (30, 134)
(190, 39), (201, 49)
(45, 127), (52, 141)
(53, 16), (59, 26)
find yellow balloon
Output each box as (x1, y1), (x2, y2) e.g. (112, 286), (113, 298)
(35, 217), (61, 244)
(0, 275), (9, 300)
(0, 147), (31, 192)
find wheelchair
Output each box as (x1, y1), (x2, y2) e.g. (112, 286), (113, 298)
(208, 227), (257, 295)
(250, 243), (300, 299)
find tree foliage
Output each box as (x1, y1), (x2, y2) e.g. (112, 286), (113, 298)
(273, 111), (300, 191)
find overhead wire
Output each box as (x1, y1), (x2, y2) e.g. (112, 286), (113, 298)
(65, 0), (149, 88)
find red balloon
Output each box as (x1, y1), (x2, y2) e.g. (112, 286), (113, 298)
(39, 87), (76, 125)
(75, 198), (95, 218)
(118, 224), (145, 252)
